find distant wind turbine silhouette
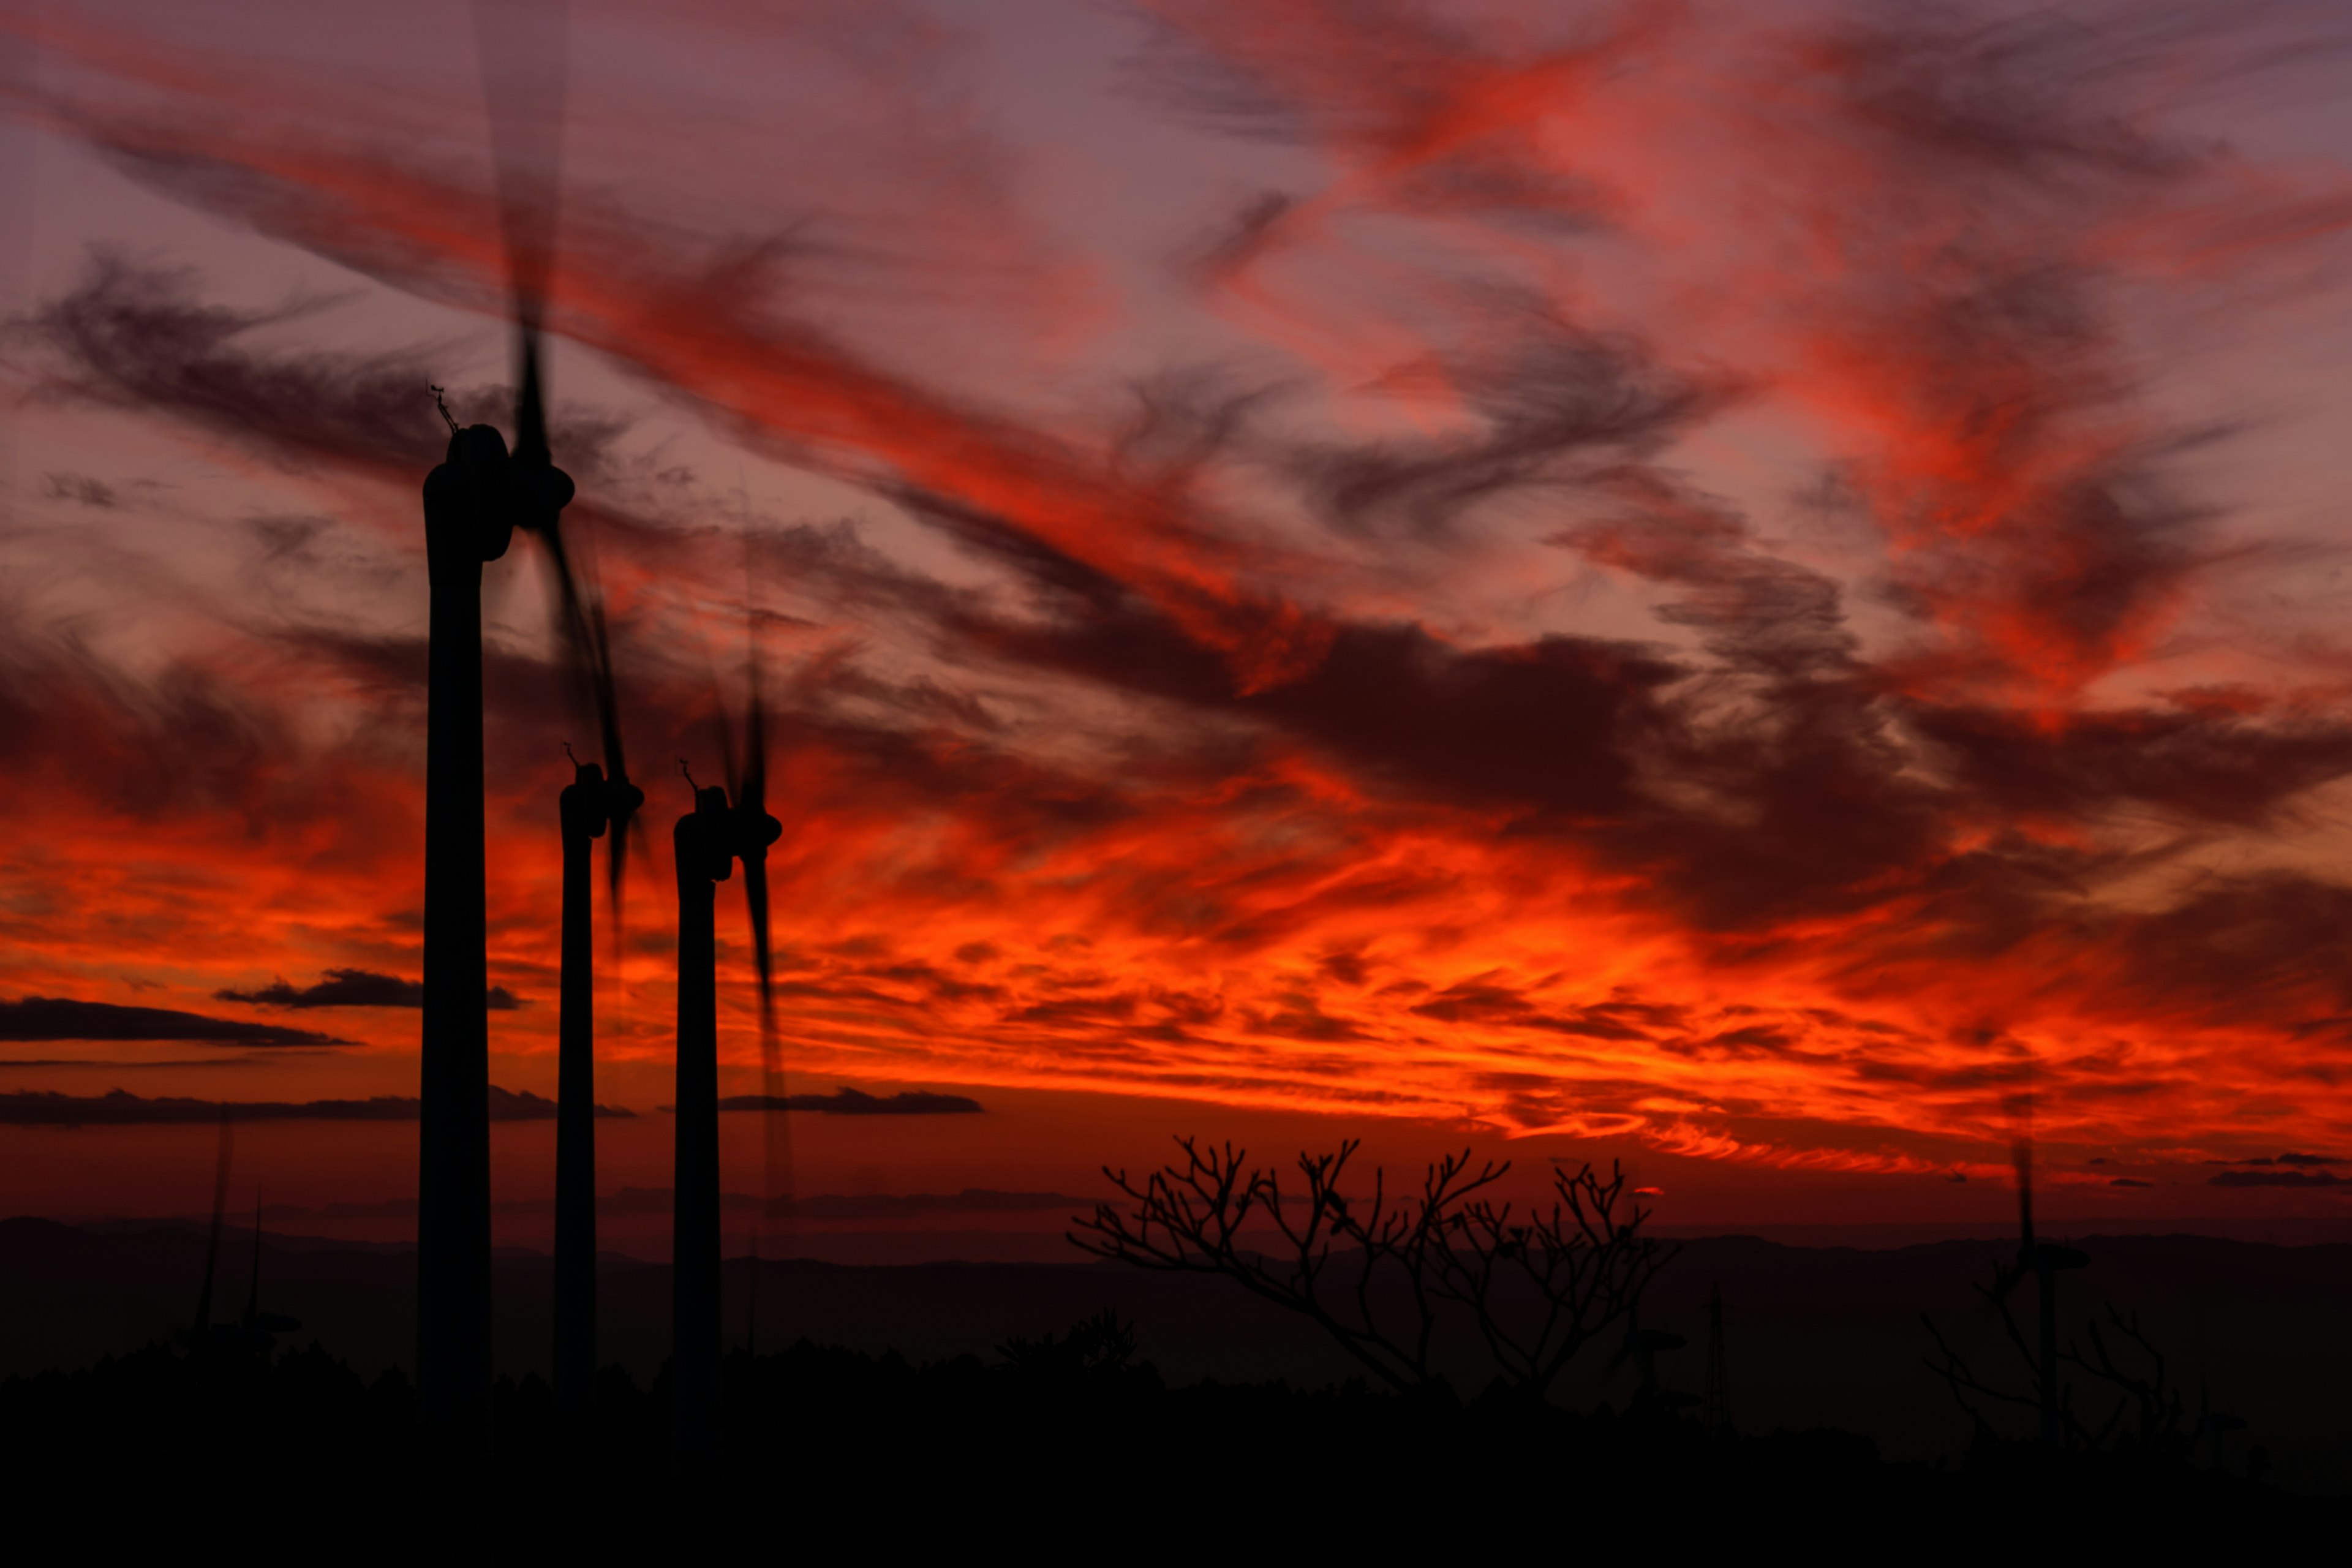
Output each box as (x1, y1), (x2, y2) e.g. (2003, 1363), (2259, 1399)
(189, 1107), (232, 1343)
(717, 637), (794, 1261)
(239, 1192), (301, 1348)
(670, 697), (783, 1463)
(555, 744), (638, 1417)
(1997, 1123), (2089, 1446)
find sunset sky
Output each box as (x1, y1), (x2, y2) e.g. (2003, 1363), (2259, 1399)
(6, 0), (2352, 1245)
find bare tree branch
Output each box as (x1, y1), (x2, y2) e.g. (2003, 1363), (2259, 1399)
(1429, 1161), (1673, 1398)
(2061, 1305), (2188, 1458)
(1924, 1277), (2195, 1457)
(1069, 1137), (1670, 1398)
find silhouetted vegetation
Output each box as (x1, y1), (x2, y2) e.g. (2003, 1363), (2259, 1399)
(1918, 1131), (2267, 1472)
(1926, 1289), (2263, 1474)
(1, 1313), (2310, 1557)
(1072, 1137), (1670, 1397)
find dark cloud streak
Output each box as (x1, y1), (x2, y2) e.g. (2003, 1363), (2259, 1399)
(0, 997), (349, 1047)
(0, 1085), (633, 1126)
(215, 968), (523, 1011)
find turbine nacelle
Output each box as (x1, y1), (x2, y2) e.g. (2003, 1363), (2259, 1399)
(560, 760), (609, 842)
(675, 784), (736, 891)
(562, 758), (645, 846)
(422, 421), (575, 579)
(673, 781), (785, 892)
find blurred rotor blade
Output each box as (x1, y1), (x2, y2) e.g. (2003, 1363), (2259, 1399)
(759, 1012), (794, 1256)
(513, 330), (551, 468)
(477, 0), (633, 970)
(475, 0), (568, 524)
(714, 691), (740, 816)
(532, 510), (636, 927)
(735, 652), (789, 1245)
(584, 595), (641, 916)
(474, 0), (567, 337)
(739, 663), (774, 1023)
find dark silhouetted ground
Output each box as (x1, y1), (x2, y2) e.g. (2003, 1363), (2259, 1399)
(2, 1330), (2329, 1556)
(5, 1215), (2349, 1510)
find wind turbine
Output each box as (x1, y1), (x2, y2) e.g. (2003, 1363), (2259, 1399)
(475, 0), (645, 1422)
(555, 741), (638, 1417)
(669, 687), (783, 1464)
(546, 453), (642, 1420)
(1997, 1133), (2089, 1446)
(417, 0), (616, 1436)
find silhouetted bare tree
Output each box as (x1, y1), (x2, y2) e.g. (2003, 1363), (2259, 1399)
(1069, 1137), (1671, 1397)
(1438, 1166), (1676, 1396)
(1924, 1293), (2193, 1457)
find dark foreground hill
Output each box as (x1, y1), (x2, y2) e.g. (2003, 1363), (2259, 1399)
(6, 1216), (2349, 1494)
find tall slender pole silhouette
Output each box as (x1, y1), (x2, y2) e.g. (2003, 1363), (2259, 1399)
(555, 756), (608, 1415)
(191, 1107), (232, 1341)
(671, 776), (732, 1463)
(549, 652), (641, 1419)
(417, 0), (584, 1440)
(244, 1192), (262, 1329)
(417, 427), (517, 1436)
(1702, 1283), (1730, 1434)
(668, 740), (781, 1463)
(2035, 1246), (2059, 1445)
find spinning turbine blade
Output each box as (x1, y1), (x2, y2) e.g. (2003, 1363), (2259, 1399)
(477, 0), (565, 481)
(475, 0), (566, 338)
(476, 0), (639, 927)
(730, 644), (790, 1245)
(540, 522), (639, 922)
(739, 669), (776, 1022)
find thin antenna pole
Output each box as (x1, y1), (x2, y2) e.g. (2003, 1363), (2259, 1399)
(2038, 1256), (2060, 1446)
(556, 756), (604, 1416)
(192, 1107), (233, 1338)
(1703, 1283), (1730, 1434)
(246, 1190), (262, 1328)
